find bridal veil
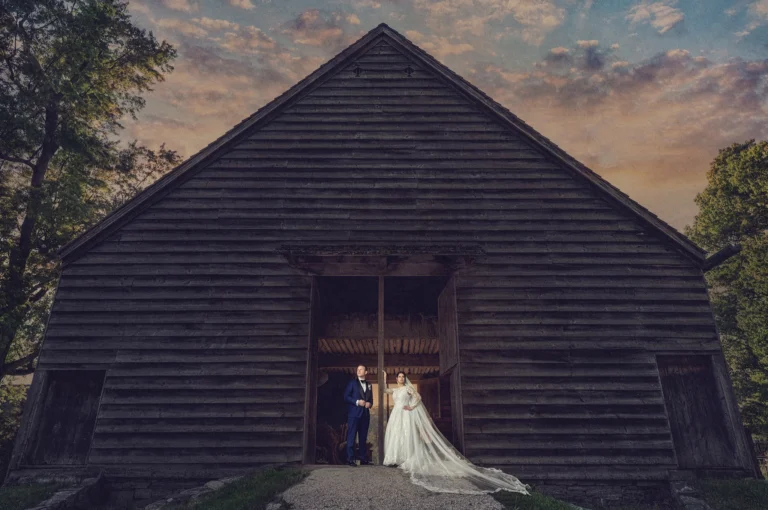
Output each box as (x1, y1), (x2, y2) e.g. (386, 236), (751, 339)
(397, 376), (530, 496)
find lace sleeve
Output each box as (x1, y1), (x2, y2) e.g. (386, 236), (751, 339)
(406, 387), (422, 409)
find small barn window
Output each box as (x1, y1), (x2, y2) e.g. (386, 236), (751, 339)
(24, 370), (105, 465)
(656, 355), (740, 469)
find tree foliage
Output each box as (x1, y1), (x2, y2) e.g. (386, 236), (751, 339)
(1, 143), (181, 376)
(0, 0), (178, 379)
(0, 380), (27, 477)
(685, 139), (768, 437)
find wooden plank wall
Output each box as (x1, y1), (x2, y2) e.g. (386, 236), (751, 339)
(37, 37), (726, 484)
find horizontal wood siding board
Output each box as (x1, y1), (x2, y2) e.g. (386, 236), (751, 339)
(87, 450), (303, 464)
(94, 417), (305, 433)
(90, 432), (304, 448)
(43, 339), (310, 351)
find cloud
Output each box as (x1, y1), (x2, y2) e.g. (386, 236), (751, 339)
(411, 0), (565, 45)
(455, 15), (493, 36)
(281, 9), (362, 50)
(229, 0), (255, 9)
(544, 47), (572, 67)
(737, 0), (768, 37)
(219, 26), (278, 54)
(409, 32), (474, 58)
(161, 0), (199, 13)
(627, 0), (685, 34)
(541, 40), (613, 72)
(468, 49), (768, 228)
(124, 38), (326, 159)
(191, 17), (240, 31)
(347, 13), (361, 24)
(141, 11), (280, 58)
(155, 18), (208, 37)
(128, 0), (154, 17)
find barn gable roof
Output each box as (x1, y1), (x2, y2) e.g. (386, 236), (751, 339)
(58, 23), (707, 266)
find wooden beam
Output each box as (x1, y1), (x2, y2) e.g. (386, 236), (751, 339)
(318, 353), (439, 368)
(377, 276), (384, 465)
(703, 243), (742, 272)
(302, 277), (319, 464)
(320, 372), (432, 383)
(320, 314), (437, 340)
(278, 252), (478, 277)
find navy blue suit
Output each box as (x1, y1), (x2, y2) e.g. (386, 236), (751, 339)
(344, 378), (373, 463)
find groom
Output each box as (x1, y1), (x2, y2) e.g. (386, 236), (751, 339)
(343, 364), (373, 466)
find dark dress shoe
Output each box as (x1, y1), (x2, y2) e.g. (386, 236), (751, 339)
(347, 461), (357, 466)
(360, 460), (372, 465)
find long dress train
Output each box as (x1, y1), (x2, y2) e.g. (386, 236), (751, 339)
(382, 379), (529, 496)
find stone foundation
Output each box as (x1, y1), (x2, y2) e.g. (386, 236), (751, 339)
(24, 473), (108, 510)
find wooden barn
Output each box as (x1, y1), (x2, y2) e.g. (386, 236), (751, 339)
(5, 23), (761, 507)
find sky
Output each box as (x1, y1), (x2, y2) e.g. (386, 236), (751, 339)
(124, 0), (768, 232)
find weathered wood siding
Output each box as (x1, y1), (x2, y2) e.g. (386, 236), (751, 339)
(37, 38), (728, 483)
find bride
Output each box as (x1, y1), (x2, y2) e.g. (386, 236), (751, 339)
(382, 370), (529, 496)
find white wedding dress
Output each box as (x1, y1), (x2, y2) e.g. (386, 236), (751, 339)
(382, 378), (529, 496)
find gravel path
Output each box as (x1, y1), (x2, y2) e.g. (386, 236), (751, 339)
(280, 466), (505, 510)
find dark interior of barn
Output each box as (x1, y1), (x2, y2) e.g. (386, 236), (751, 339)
(313, 276), (454, 464)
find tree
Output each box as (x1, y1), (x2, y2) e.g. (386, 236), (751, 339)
(1, 143), (181, 377)
(685, 139), (768, 437)
(0, 0), (177, 380)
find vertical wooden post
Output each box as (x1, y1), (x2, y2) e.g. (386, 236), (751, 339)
(377, 276), (385, 465)
(302, 277), (319, 464)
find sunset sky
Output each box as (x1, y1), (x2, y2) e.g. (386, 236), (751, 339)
(125, 0), (768, 231)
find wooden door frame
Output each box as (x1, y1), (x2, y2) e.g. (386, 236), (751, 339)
(302, 273), (465, 464)
(377, 276), (385, 464)
(301, 277), (320, 464)
(438, 275), (464, 454)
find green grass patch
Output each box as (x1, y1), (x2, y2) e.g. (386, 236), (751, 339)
(493, 489), (576, 510)
(693, 478), (768, 510)
(0, 482), (67, 510)
(165, 467), (307, 510)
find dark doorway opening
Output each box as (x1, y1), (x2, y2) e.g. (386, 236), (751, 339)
(309, 275), (461, 465)
(23, 370), (105, 465)
(657, 355), (740, 469)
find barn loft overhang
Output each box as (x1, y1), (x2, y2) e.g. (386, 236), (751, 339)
(277, 244), (484, 276)
(57, 23), (708, 267)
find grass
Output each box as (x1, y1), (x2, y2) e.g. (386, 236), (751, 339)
(0, 482), (67, 510)
(692, 478), (768, 510)
(164, 467), (308, 510)
(493, 489), (576, 510)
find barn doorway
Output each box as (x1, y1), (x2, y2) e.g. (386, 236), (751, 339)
(657, 355), (742, 469)
(307, 275), (462, 465)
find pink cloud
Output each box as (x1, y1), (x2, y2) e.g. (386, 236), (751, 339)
(161, 0), (199, 13)
(627, 0), (685, 34)
(282, 9), (364, 50)
(229, 0), (255, 9)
